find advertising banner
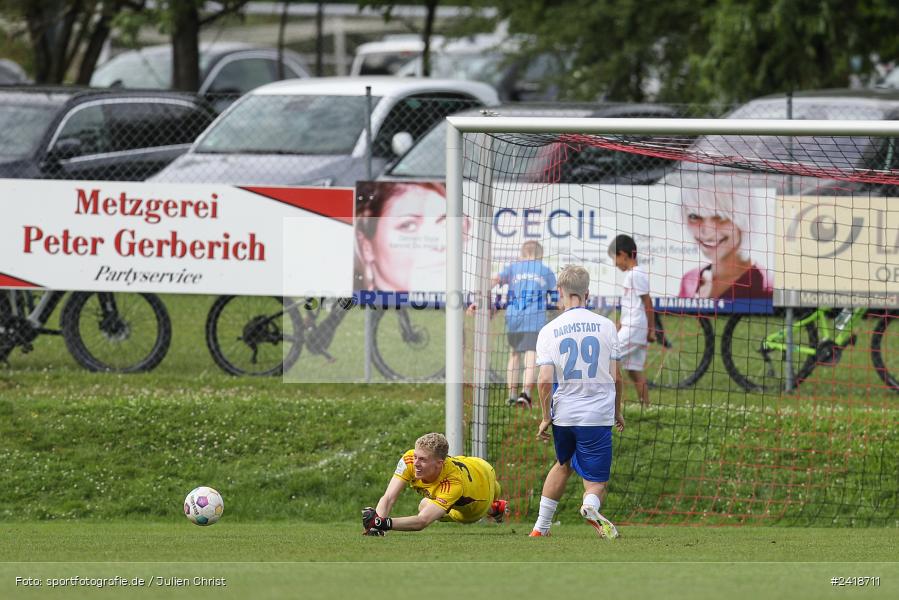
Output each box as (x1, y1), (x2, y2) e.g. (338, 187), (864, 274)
(0, 180), (354, 296)
(354, 182), (776, 312)
(776, 196), (899, 307)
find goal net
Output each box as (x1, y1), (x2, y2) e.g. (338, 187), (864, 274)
(448, 114), (899, 527)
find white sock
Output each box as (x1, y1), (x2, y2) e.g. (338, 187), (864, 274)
(533, 496), (558, 533)
(583, 493), (601, 513)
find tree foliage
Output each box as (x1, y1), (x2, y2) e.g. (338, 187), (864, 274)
(0, 0), (146, 84)
(6, 0), (899, 100)
(0, 0), (250, 89)
(110, 0), (250, 91)
(358, 0), (441, 76)
(494, 0), (899, 104)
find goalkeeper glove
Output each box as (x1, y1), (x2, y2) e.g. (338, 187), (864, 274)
(362, 507), (378, 530)
(361, 507), (392, 532)
(363, 528), (386, 537)
(373, 516), (392, 531)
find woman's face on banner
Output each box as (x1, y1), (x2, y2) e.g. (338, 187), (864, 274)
(370, 186), (447, 291)
(685, 211), (742, 263)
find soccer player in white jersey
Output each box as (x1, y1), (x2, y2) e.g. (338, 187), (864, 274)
(608, 234), (655, 407)
(529, 265), (624, 539)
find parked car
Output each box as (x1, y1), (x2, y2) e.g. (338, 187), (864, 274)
(91, 43), (310, 112)
(394, 34), (566, 102)
(150, 76), (499, 187)
(663, 88), (899, 195)
(350, 35), (442, 76)
(382, 102), (681, 183)
(0, 87), (216, 181)
(875, 65), (899, 89)
(0, 59), (29, 84)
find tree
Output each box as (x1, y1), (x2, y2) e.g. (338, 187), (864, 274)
(701, 0), (899, 102)
(162, 0), (250, 91)
(493, 0), (714, 103)
(357, 0), (441, 76)
(0, 0), (145, 84)
(0, 0), (252, 88)
(494, 0), (899, 104)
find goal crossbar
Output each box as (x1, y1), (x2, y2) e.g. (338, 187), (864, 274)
(446, 116), (899, 136)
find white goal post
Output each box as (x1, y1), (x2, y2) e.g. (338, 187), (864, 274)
(444, 115), (899, 457)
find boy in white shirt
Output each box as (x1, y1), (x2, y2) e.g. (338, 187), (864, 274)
(608, 234), (655, 407)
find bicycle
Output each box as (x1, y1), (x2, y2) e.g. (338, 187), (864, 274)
(720, 307), (899, 393)
(645, 312), (716, 389)
(0, 290), (172, 372)
(205, 295), (447, 379)
(205, 294), (717, 387)
(481, 302), (713, 391)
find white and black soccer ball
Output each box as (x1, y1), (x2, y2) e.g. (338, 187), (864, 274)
(184, 486), (224, 526)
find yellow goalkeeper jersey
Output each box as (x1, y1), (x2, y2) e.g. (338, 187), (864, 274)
(393, 450), (499, 523)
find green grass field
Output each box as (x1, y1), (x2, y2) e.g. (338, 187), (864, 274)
(2, 523), (898, 600)
(1, 293), (897, 599)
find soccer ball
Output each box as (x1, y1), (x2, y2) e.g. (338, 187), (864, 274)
(183, 486), (224, 526)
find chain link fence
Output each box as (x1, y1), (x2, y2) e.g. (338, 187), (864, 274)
(3, 88), (892, 185)
(0, 87), (216, 181)
(3, 87), (899, 377)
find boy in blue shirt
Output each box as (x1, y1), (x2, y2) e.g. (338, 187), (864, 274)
(495, 241), (557, 407)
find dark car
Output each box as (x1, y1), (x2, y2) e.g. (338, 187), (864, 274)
(662, 88), (899, 195)
(91, 43), (310, 112)
(0, 87), (216, 181)
(382, 102), (681, 183)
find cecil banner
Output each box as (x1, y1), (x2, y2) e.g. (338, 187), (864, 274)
(0, 180), (354, 296)
(354, 181), (776, 312)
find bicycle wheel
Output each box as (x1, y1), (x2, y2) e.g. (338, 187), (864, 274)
(205, 295), (303, 376)
(370, 307), (445, 381)
(62, 292), (171, 373)
(870, 313), (899, 393)
(644, 313), (715, 389)
(721, 313), (818, 393)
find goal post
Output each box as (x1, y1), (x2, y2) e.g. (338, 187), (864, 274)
(445, 114), (899, 525)
(445, 117), (464, 457)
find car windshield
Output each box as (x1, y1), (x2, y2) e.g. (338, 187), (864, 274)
(92, 51), (171, 88)
(429, 53), (507, 87)
(690, 99), (893, 170)
(882, 69), (899, 88)
(389, 120), (447, 177)
(358, 51), (418, 75)
(91, 50), (214, 88)
(389, 120), (548, 179)
(195, 94), (375, 155)
(0, 101), (58, 159)
(397, 52), (508, 88)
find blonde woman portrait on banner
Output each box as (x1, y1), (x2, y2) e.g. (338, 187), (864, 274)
(678, 188), (773, 300)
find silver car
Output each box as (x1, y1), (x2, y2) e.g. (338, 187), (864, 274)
(91, 42), (311, 112)
(150, 76), (499, 186)
(663, 89), (899, 195)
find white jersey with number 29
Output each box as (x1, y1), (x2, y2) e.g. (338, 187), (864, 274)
(535, 307), (619, 427)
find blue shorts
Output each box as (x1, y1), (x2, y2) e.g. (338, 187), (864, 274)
(552, 424), (613, 483)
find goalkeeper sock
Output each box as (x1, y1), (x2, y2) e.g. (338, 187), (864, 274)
(533, 496), (558, 534)
(583, 493), (601, 513)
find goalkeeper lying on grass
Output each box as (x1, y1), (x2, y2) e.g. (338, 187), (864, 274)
(362, 432), (508, 535)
